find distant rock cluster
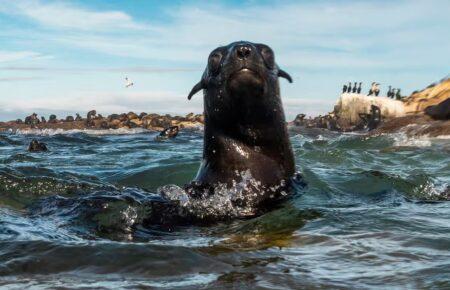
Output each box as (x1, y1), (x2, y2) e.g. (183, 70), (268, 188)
(1, 111), (205, 132)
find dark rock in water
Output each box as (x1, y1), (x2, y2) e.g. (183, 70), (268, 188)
(65, 116), (74, 122)
(75, 113), (83, 121)
(16, 119), (23, 124)
(425, 98), (450, 120)
(28, 139), (48, 152)
(41, 116), (46, 123)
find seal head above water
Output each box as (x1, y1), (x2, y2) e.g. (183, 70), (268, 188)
(185, 41), (296, 216)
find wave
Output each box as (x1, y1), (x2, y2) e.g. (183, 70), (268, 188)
(391, 132), (450, 147)
(13, 127), (153, 136)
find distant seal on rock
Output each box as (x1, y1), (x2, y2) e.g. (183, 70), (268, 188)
(184, 41), (297, 215)
(425, 98), (450, 120)
(28, 139), (48, 152)
(87, 110), (96, 120)
(48, 115), (57, 124)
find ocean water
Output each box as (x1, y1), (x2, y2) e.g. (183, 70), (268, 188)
(0, 127), (449, 289)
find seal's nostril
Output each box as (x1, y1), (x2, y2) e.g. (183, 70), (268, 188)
(236, 45), (252, 59)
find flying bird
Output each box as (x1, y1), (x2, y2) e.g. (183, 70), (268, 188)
(125, 77), (134, 88)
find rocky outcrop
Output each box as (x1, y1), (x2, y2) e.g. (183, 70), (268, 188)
(0, 112), (204, 132)
(333, 93), (405, 128)
(403, 76), (450, 114)
(372, 114), (450, 137)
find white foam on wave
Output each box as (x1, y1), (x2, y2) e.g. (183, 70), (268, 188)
(13, 127), (152, 136)
(391, 132), (450, 147)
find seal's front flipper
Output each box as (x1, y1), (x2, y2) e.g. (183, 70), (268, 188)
(278, 69), (293, 83)
(187, 81), (205, 100)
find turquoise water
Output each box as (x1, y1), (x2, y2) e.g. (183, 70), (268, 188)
(0, 128), (449, 289)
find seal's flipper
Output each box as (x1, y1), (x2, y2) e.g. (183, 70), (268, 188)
(187, 81), (204, 100)
(278, 69), (293, 83)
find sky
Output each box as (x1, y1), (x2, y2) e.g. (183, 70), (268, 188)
(0, 0), (449, 121)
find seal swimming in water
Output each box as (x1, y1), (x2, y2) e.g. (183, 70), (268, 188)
(183, 41), (297, 216)
(28, 139), (48, 152)
(158, 126), (179, 139)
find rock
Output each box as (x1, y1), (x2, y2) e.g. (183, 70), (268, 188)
(129, 118), (142, 127)
(150, 117), (171, 129)
(110, 119), (121, 129)
(185, 112), (195, 121)
(334, 93), (405, 129)
(194, 114), (205, 123)
(404, 77), (450, 114)
(139, 112), (148, 119)
(127, 112), (139, 120)
(75, 113), (83, 121)
(100, 121), (109, 129)
(108, 114), (121, 121)
(65, 116), (74, 122)
(424, 98), (450, 120)
(16, 119), (23, 124)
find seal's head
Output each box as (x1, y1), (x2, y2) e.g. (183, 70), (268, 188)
(188, 41), (292, 137)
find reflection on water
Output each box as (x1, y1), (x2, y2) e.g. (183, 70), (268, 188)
(0, 128), (449, 289)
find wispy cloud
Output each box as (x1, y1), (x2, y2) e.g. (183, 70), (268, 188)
(0, 50), (47, 63)
(0, 66), (200, 73)
(0, 90), (202, 118)
(2, 0), (149, 31)
(0, 76), (45, 82)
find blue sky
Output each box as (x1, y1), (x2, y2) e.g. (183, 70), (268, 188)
(0, 0), (449, 120)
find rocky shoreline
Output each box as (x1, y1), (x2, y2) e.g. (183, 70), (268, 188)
(0, 111), (204, 133)
(290, 76), (450, 136)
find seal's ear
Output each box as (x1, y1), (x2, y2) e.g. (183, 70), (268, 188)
(278, 69), (293, 83)
(187, 80), (205, 100)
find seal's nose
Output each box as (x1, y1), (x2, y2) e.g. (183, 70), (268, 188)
(236, 45), (252, 59)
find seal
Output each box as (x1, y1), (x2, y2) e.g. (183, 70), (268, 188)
(185, 41), (297, 215)
(425, 98), (450, 120)
(28, 139), (48, 152)
(158, 126), (179, 139)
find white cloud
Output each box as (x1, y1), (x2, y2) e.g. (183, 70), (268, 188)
(0, 90), (202, 118)
(1, 0), (148, 31)
(0, 50), (45, 63)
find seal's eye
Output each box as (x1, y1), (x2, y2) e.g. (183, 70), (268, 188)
(259, 46), (275, 69)
(208, 52), (222, 75)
